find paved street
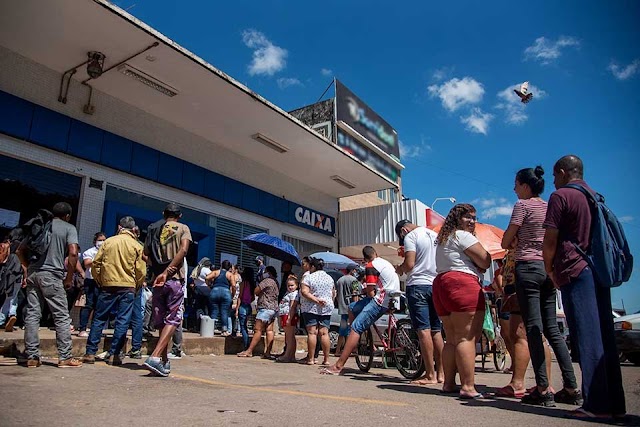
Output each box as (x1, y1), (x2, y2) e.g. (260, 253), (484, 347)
(1, 353), (638, 426)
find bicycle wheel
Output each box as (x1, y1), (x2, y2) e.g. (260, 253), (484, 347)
(355, 328), (374, 372)
(479, 332), (490, 371)
(493, 334), (507, 372)
(392, 319), (425, 380)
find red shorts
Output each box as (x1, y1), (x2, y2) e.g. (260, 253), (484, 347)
(433, 271), (484, 316)
(280, 314), (289, 326)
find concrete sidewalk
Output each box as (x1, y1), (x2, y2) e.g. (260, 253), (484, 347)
(0, 328), (308, 357)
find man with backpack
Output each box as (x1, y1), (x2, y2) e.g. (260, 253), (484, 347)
(543, 155), (627, 421)
(143, 203), (192, 377)
(17, 202), (83, 368)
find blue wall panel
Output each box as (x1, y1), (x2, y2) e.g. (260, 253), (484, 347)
(204, 171), (225, 202)
(182, 164), (206, 196)
(101, 132), (132, 172)
(30, 106), (70, 152)
(67, 120), (103, 163)
(0, 91), (34, 139)
(242, 185), (260, 213)
(258, 191), (276, 220)
(223, 179), (243, 208)
(274, 198), (289, 222)
(131, 143), (159, 181)
(157, 153), (183, 187)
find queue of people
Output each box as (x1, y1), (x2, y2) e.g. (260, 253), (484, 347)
(0, 154), (628, 421)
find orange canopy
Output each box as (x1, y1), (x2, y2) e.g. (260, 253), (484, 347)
(430, 223), (507, 260)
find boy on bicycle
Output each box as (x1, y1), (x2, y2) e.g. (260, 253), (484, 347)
(320, 246), (400, 375)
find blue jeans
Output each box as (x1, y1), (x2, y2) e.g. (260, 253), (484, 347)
(79, 278), (100, 331)
(86, 291), (135, 356)
(0, 277), (21, 324)
(130, 290), (144, 352)
(406, 285), (441, 331)
(561, 267), (625, 415)
(238, 303), (252, 349)
(350, 297), (387, 335)
(208, 286), (231, 332)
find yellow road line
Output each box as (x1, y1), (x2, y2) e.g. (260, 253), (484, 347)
(172, 373), (410, 407)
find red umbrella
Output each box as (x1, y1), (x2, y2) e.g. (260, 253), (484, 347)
(430, 223), (506, 260)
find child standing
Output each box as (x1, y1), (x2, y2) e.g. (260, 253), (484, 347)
(276, 275), (299, 363)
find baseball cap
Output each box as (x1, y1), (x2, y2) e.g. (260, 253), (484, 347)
(395, 219), (411, 246)
(255, 255), (264, 262)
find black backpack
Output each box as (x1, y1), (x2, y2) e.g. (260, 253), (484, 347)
(145, 219), (169, 276)
(22, 209), (54, 261)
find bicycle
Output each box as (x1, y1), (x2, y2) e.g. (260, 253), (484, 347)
(354, 291), (425, 380)
(477, 290), (508, 371)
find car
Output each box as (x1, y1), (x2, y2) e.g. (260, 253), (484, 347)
(614, 311), (640, 365)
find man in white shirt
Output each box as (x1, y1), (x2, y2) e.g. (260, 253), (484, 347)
(320, 246), (399, 375)
(395, 220), (444, 384)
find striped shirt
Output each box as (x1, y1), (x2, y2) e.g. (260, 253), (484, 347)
(509, 198), (547, 261)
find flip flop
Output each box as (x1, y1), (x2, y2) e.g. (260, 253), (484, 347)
(564, 408), (612, 421)
(320, 361), (331, 366)
(319, 367), (342, 376)
(236, 352), (252, 357)
(459, 392), (488, 400)
(495, 385), (525, 398)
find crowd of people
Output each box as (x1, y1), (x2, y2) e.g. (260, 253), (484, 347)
(0, 154), (627, 421)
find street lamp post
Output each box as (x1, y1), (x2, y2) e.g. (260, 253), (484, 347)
(431, 197), (456, 211)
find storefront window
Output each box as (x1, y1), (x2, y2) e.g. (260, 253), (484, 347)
(0, 154), (81, 236)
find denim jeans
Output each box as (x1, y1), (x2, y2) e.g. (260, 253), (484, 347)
(406, 284), (441, 331)
(515, 261), (577, 389)
(209, 286), (231, 332)
(0, 277), (21, 324)
(350, 297), (387, 335)
(238, 303), (252, 349)
(130, 290), (144, 352)
(561, 267), (625, 415)
(79, 278), (100, 331)
(24, 271), (73, 360)
(85, 290), (135, 356)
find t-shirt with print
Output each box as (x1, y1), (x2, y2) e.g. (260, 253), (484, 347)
(279, 290), (298, 315)
(543, 180), (593, 286)
(435, 230), (482, 279)
(336, 274), (360, 314)
(510, 198), (547, 261)
(29, 218), (79, 276)
(365, 257), (400, 308)
(300, 270), (335, 315)
(257, 277), (279, 311)
(403, 226), (438, 286)
(147, 220), (192, 280)
(82, 246), (99, 280)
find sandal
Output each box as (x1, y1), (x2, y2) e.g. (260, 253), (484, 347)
(459, 392), (489, 400)
(319, 367), (342, 375)
(236, 352), (252, 357)
(495, 385), (525, 398)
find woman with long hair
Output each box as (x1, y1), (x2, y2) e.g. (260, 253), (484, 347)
(237, 267), (255, 350)
(206, 259), (235, 337)
(238, 266), (279, 357)
(433, 204), (491, 399)
(501, 166), (580, 406)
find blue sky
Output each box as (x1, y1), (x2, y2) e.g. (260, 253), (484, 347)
(115, 0), (640, 312)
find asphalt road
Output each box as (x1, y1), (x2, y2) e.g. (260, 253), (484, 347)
(1, 353), (638, 426)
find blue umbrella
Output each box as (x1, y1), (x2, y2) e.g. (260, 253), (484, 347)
(241, 233), (302, 266)
(310, 251), (358, 270)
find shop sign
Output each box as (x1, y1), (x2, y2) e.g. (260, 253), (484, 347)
(337, 128), (399, 182)
(335, 79), (399, 160)
(289, 204), (335, 236)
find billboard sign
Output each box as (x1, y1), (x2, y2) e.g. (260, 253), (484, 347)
(335, 80), (399, 160)
(337, 128), (399, 182)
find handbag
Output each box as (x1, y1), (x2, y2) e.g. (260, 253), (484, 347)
(482, 299), (495, 341)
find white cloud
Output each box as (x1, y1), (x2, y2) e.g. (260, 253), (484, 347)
(242, 29), (287, 76)
(432, 66), (453, 82)
(608, 59), (640, 80)
(461, 108), (493, 135)
(472, 198), (514, 219)
(399, 138), (431, 159)
(276, 77), (303, 89)
(496, 82), (547, 125)
(428, 77), (485, 112)
(524, 36), (580, 65)
(321, 68), (333, 77)
(619, 216), (634, 224)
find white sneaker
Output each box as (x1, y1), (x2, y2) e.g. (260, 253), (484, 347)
(78, 331), (89, 338)
(167, 353), (182, 360)
(96, 351), (109, 361)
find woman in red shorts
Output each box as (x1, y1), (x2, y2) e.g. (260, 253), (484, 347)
(433, 204), (491, 399)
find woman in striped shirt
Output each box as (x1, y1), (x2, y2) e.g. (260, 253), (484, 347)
(501, 166), (580, 407)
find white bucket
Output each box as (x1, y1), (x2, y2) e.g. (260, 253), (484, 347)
(200, 315), (216, 337)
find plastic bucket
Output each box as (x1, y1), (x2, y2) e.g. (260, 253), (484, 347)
(200, 315), (216, 337)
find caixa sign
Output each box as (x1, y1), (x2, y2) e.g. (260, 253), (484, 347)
(288, 204), (335, 236)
